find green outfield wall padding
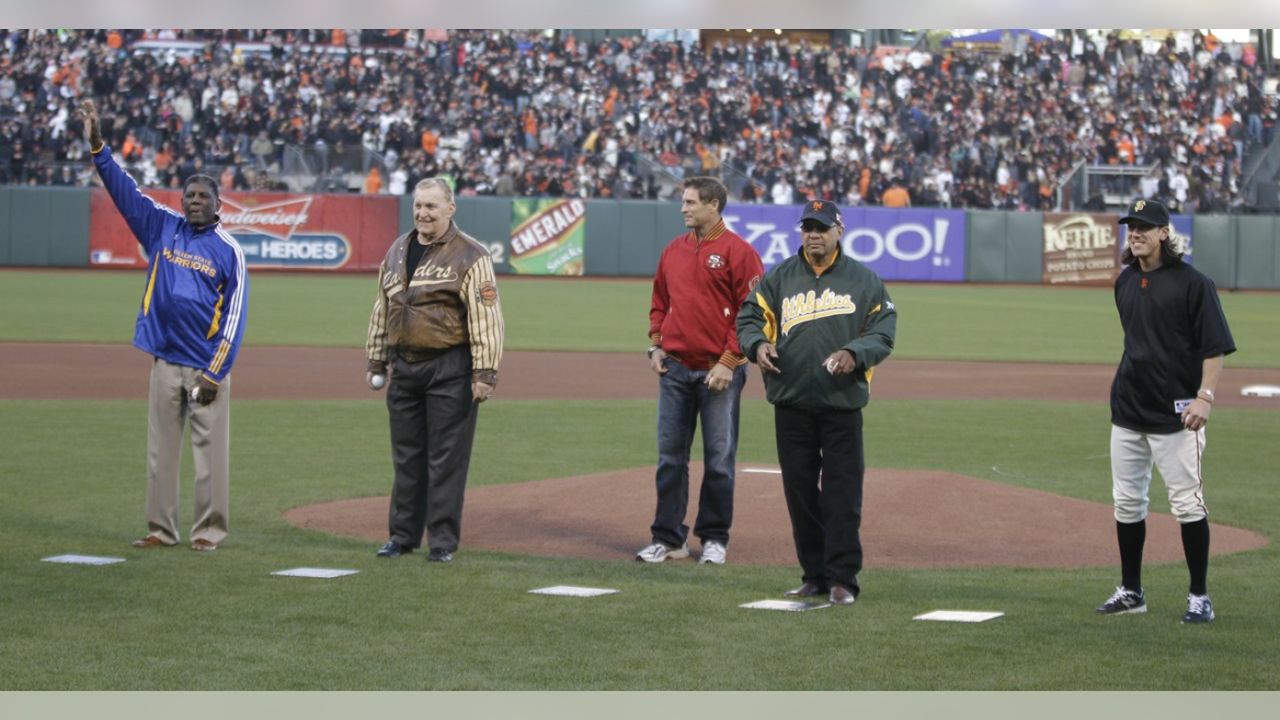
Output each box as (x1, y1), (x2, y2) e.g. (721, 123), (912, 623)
(1234, 215), (1279, 289)
(46, 188), (92, 267)
(0, 187), (12, 264)
(455, 196), (515, 274)
(965, 210), (1044, 283)
(7, 188), (52, 266)
(962, 208), (1013, 281)
(1192, 215), (1237, 289)
(965, 211), (1008, 282)
(615, 201), (684, 278)
(583, 200), (622, 276)
(1006, 211), (1047, 283)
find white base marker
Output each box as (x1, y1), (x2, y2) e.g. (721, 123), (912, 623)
(740, 599), (831, 612)
(271, 568), (359, 579)
(529, 585), (618, 597)
(42, 554), (125, 566)
(913, 610), (1004, 623)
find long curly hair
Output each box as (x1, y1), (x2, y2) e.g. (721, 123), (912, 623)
(1120, 234), (1185, 266)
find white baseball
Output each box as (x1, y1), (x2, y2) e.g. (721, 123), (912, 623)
(370, 373), (386, 389)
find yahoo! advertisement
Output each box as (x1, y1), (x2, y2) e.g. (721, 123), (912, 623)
(722, 204), (966, 281)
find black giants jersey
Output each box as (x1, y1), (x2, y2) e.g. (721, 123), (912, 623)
(1110, 261), (1236, 433)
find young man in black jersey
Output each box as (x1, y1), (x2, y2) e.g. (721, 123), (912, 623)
(1096, 199), (1236, 624)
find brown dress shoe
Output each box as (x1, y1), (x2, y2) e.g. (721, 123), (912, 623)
(784, 582), (826, 598)
(829, 585), (856, 605)
(191, 538), (218, 552)
(131, 535), (170, 548)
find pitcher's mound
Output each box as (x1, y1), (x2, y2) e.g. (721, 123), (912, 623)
(284, 466), (1268, 568)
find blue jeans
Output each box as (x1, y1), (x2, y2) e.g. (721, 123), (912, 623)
(650, 359), (747, 547)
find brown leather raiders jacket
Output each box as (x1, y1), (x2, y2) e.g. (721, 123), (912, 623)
(365, 222), (504, 385)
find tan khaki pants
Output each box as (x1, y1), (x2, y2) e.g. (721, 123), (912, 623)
(143, 358), (231, 545)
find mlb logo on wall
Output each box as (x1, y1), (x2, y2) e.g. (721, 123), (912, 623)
(221, 196), (351, 269)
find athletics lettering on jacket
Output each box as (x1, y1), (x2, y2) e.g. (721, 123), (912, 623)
(780, 289), (857, 336)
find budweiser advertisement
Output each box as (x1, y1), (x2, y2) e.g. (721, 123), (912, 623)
(89, 188), (401, 271)
(1041, 212), (1121, 285)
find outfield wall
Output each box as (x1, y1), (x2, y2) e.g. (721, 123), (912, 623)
(1, 186), (1277, 290)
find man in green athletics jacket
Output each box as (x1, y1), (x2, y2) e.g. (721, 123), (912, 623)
(737, 200), (897, 607)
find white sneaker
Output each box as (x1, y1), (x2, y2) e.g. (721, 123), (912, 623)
(699, 540), (727, 565)
(1182, 593), (1215, 624)
(635, 541), (689, 563)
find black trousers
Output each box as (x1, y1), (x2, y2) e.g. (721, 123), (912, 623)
(386, 346), (478, 553)
(774, 405), (865, 595)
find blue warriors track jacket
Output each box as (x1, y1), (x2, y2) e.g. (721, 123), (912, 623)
(93, 146), (248, 384)
(737, 248), (896, 412)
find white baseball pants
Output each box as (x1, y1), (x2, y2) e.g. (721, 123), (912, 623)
(1110, 424), (1208, 524)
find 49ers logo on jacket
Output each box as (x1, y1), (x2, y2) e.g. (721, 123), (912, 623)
(706, 254), (725, 269)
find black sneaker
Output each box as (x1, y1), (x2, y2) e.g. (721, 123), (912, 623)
(427, 548), (454, 563)
(1096, 586), (1147, 615)
(376, 540), (412, 558)
(1181, 594), (1215, 624)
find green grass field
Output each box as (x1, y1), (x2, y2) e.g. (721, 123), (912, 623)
(1, 270), (1277, 690)
(3, 270), (1278, 366)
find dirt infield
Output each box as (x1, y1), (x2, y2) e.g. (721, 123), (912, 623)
(4, 342), (1278, 405)
(284, 464), (1267, 568)
(3, 342), (1272, 567)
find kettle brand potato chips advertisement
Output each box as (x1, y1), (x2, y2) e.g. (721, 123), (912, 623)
(1041, 212), (1120, 285)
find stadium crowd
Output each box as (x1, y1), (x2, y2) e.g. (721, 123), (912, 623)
(1, 28), (1277, 212)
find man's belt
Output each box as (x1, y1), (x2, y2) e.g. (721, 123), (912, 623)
(392, 345), (459, 363)
(665, 351), (717, 371)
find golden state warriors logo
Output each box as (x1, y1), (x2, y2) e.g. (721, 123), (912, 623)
(706, 254), (725, 269)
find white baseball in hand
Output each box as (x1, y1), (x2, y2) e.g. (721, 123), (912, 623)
(370, 373), (386, 389)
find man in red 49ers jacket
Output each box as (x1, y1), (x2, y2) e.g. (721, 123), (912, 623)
(637, 176), (764, 566)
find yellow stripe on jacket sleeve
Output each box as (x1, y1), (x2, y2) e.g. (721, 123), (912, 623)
(365, 265), (391, 365)
(756, 291), (778, 345)
(206, 289), (224, 339)
(461, 254), (504, 373)
(142, 259), (160, 316)
(208, 339), (232, 375)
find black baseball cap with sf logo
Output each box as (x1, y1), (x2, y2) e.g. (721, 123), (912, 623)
(1118, 198), (1170, 227)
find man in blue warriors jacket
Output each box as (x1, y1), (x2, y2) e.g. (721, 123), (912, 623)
(81, 99), (249, 552)
(737, 200), (896, 607)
